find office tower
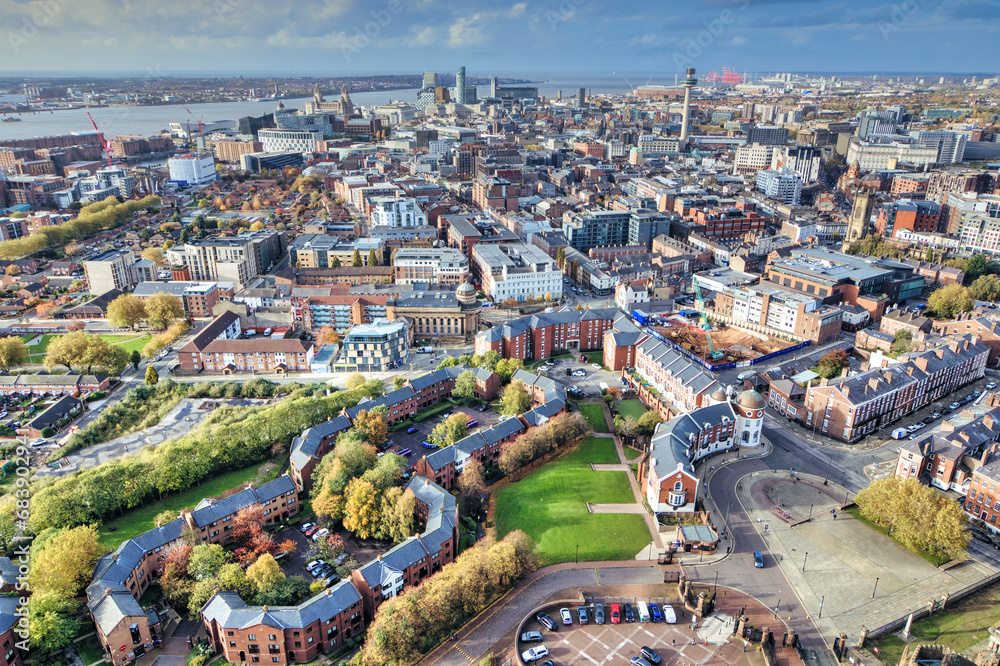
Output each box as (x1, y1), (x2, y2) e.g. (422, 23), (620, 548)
(456, 66), (466, 105)
(577, 87), (586, 109)
(490, 77), (498, 97)
(423, 72), (437, 90)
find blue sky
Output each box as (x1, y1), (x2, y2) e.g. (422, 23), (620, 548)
(3, 0), (998, 75)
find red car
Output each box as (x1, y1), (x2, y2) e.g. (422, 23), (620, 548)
(304, 525), (321, 537)
(610, 603), (621, 624)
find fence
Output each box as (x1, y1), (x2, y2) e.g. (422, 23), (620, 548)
(641, 324), (812, 372)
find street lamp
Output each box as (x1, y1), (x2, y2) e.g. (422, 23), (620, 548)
(818, 595), (824, 619)
(802, 552), (808, 572)
(824, 456), (834, 486)
(872, 577), (880, 599)
(576, 544), (579, 564)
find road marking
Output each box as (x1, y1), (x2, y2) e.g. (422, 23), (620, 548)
(594, 568), (600, 584)
(452, 645), (473, 661)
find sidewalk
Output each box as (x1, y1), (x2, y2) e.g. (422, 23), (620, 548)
(598, 400), (664, 551)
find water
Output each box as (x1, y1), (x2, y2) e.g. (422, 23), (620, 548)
(0, 73), (667, 140)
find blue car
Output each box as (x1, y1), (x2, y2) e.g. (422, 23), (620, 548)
(406, 426), (419, 434)
(649, 603), (663, 623)
(421, 441), (436, 449)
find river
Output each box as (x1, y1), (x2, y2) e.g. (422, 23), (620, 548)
(0, 73), (668, 140)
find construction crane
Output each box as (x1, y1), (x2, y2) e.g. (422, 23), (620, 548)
(183, 106), (205, 141)
(86, 112), (113, 169)
(692, 276), (724, 360)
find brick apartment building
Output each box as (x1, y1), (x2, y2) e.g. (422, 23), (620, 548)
(474, 308), (617, 361)
(787, 336), (989, 442)
(875, 200), (943, 239)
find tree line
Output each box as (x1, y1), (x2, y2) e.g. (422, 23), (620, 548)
(12, 382), (384, 541)
(0, 195), (161, 261)
(498, 412), (588, 477)
(357, 531), (538, 666)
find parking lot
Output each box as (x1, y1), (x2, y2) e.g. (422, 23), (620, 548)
(518, 600), (743, 665)
(385, 404), (503, 468)
(889, 372), (996, 443)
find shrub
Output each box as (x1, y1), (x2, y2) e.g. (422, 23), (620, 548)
(40, 427), (56, 438)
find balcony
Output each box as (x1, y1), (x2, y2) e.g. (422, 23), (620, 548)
(668, 491), (686, 507)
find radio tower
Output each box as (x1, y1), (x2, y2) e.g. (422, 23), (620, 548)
(680, 67), (697, 144)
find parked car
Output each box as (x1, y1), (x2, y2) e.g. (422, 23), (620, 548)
(662, 605), (677, 624)
(535, 612), (558, 632)
(923, 417), (936, 424)
(577, 606), (589, 624)
(311, 528), (330, 542)
(591, 363), (601, 369)
(594, 603), (605, 624)
(623, 603), (635, 623)
(406, 426), (419, 434)
(949, 402), (962, 410)
(754, 550), (765, 568)
(334, 553), (349, 565)
(629, 657), (652, 666)
(932, 412), (942, 419)
(649, 603), (663, 623)
(304, 525), (320, 536)
(559, 608), (573, 625)
(640, 646), (662, 664)
(305, 560), (324, 571)
(520, 631), (543, 643)
(610, 603), (621, 624)
(987, 382), (997, 390)
(521, 646), (549, 663)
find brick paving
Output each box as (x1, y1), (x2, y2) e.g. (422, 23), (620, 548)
(737, 471), (1000, 645)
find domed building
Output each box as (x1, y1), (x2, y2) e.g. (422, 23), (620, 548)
(386, 281), (482, 344)
(639, 388), (764, 515)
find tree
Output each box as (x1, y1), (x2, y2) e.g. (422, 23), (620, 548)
(815, 349), (850, 379)
(368, 249), (379, 267)
(571, 258), (579, 280)
(188, 544), (231, 580)
(500, 380), (532, 416)
(855, 477), (970, 561)
(430, 413), (468, 447)
(437, 357), (459, 370)
(343, 477), (381, 539)
(0, 336), (28, 373)
(964, 253), (1000, 282)
(891, 329), (913, 354)
(477, 350), (501, 372)
(637, 410), (662, 436)
(316, 326), (341, 348)
(44, 330), (91, 372)
(131, 349), (141, 370)
(141, 247), (165, 265)
(29, 525), (104, 599)
(353, 407), (388, 448)
(352, 249), (363, 267)
(925, 247), (935, 263)
(970, 274), (1000, 302)
(146, 366), (159, 385)
(614, 414), (639, 445)
(249, 221), (266, 231)
(453, 370), (477, 400)
(155, 510), (178, 527)
(246, 553), (285, 593)
(555, 246), (566, 269)
(4, 264), (19, 276)
(107, 293), (147, 330)
(495, 358), (522, 384)
(28, 605), (79, 654)
(928, 283), (974, 318)
(331, 256), (342, 268)
(457, 458), (486, 516)
(144, 292), (185, 330)
(346, 372), (366, 390)
(393, 376), (406, 391)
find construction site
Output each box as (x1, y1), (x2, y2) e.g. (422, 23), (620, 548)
(653, 317), (795, 365)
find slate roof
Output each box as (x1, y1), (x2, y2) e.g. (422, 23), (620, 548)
(89, 591), (145, 635)
(201, 581), (362, 629)
(0, 558), (18, 588)
(290, 415), (351, 470)
(0, 596), (20, 634)
(648, 403), (737, 479)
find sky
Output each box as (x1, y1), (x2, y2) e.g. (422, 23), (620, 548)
(2, 0), (999, 76)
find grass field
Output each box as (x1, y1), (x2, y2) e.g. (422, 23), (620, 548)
(615, 399), (646, 420)
(97, 455), (287, 548)
(494, 436), (651, 565)
(871, 580), (1000, 664)
(99, 333), (151, 354)
(623, 447), (643, 461)
(74, 634), (105, 666)
(24, 334), (55, 362)
(844, 506), (949, 566)
(579, 403), (610, 432)
(585, 351), (605, 367)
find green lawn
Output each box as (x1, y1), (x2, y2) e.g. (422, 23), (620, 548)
(100, 333), (152, 354)
(75, 632), (106, 666)
(97, 456), (287, 549)
(579, 403), (610, 432)
(585, 351), (606, 367)
(871, 580), (1000, 665)
(25, 333), (56, 362)
(623, 447), (643, 461)
(615, 399), (646, 420)
(494, 436), (651, 565)
(844, 506), (949, 566)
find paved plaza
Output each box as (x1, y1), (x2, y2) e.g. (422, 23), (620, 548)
(737, 471), (1000, 644)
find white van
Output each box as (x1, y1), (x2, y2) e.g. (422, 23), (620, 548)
(636, 600), (650, 623)
(737, 370), (756, 382)
(264, 328), (273, 336)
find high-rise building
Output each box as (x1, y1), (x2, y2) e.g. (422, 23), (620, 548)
(745, 124), (788, 146)
(422, 72), (438, 90)
(456, 66), (466, 105)
(680, 68), (697, 143)
(756, 167), (803, 204)
(856, 109), (898, 140)
(577, 87), (586, 109)
(167, 153), (216, 186)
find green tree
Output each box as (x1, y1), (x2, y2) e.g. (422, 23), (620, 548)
(477, 350), (501, 372)
(29, 525), (104, 599)
(343, 477), (381, 539)
(393, 376), (406, 391)
(368, 249), (379, 267)
(437, 357), (459, 370)
(130, 349), (141, 370)
(815, 349), (850, 379)
(453, 370), (477, 400)
(495, 358), (522, 384)
(555, 246), (566, 269)
(145, 366), (159, 385)
(614, 414), (639, 445)
(43, 330), (91, 372)
(345, 372), (366, 390)
(970, 274), (1000, 302)
(352, 249), (363, 267)
(891, 330), (913, 354)
(107, 294), (147, 330)
(500, 380), (531, 416)
(924, 247), (934, 263)
(0, 336), (28, 372)
(188, 544), (230, 580)
(155, 510), (178, 527)
(28, 606), (79, 654)
(144, 292), (185, 330)
(331, 255), (342, 268)
(379, 487), (415, 543)
(637, 410), (663, 435)
(964, 253), (1000, 282)
(246, 553), (285, 593)
(928, 283), (974, 318)
(429, 413), (468, 447)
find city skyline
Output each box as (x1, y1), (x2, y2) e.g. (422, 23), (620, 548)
(3, 0), (999, 74)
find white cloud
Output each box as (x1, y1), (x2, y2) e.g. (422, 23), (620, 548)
(404, 25), (438, 46)
(509, 3), (527, 18)
(448, 13), (489, 47)
(730, 35), (748, 46)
